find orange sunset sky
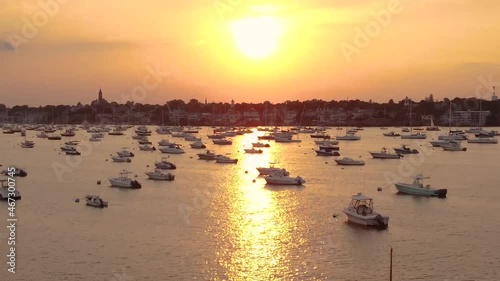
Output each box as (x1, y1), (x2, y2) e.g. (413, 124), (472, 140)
(1, 0), (499, 106)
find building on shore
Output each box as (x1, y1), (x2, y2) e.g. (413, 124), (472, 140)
(451, 110), (490, 126)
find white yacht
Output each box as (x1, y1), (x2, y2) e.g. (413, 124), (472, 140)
(334, 157), (365, 166)
(214, 155), (238, 163)
(438, 133), (467, 141)
(315, 148), (340, 156)
(467, 138), (498, 144)
(108, 129), (125, 136)
(158, 139), (175, 146)
(197, 150), (217, 160)
(60, 145), (76, 152)
(401, 132), (427, 139)
(430, 139), (458, 147)
(256, 166), (290, 176)
(36, 131), (48, 138)
(139, 145), (156, 151)
(116, 149), (135, 157)
(85, 195), (108, 208)
(145, 169), (175, 181)
(156, 126), (171, 135)
(252, 142), (270, 148)
(111, 156), (131, 163)
(383, 131), (400, 137)
(393, 145), (419, 154)
(244, 148), (263, 154)
(137, 137), (152, 144)
(92, 132), (104, 138)
(394, 174), (447, 198)
(342, 193), (389, 228)
(213, 138), (233, 145)
(159, 144), (185, 154)
(0, 179), (21, 200)
(369, 148), (402, 159)
(20, 140), (35, 148)
(314, 139), (339, 145)
(190, 140), (206, 149)
(442, 142), (467, 151)
(184, 134), (201, 142)
(336, 134), (361, 141)
(108, 170), (141, 188)
(264, 171), (305, 185)
(155, 156), (177, 169)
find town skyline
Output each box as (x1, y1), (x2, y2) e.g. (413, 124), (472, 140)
(1, 1), (500, 106)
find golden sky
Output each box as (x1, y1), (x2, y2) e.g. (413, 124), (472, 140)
(1, 0), (499, 106)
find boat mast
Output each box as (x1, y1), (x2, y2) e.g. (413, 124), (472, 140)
(390, 247), (393, 281)
(449, 100), (452, 133)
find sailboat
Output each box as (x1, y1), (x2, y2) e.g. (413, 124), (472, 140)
(336, 99), (361, 141)
(425, 115), (440, 131)
(401, 97), (426, 139)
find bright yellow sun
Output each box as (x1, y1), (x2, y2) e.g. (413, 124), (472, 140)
(230, 16), (284, 59)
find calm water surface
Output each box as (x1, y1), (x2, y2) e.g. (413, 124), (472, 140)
(0, 127), (499, 280)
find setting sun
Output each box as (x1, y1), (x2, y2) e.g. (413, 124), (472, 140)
(230, 16), (284, 59)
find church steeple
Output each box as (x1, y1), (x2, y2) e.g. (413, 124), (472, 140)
(98, 88), (103, 102)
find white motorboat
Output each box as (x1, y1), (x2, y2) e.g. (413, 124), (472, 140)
(438, 133), (467, 141)
(65, 140), (80, 146)
(197, 150), (217, 160)
(89, 137), (101, 142)
(156, 126), (171, 134)
(465, 127), (483, 134)
(36, 131), (48, 138)
(369, 148), (402, 159)
(401, 127), (410, 132)
(1, 167), (27, 177)
(393, 145), (419, 154)
(383, 131), (400, 137)
(60, 145), (76, 152)
(334, 157), (365, 166)
(159, 144), (185, 154)
(467, 137), (498, 144)
(394, 174), (447, 198)
(20, 140), (35, 148)
(213, 138), (233, 145)
(252, 142), (270, 148)
(244, 148), (263, 154)
(108, 130), (125, 136)
(112, 155), (131, 162)
(442, 142), (467, 151)
(85, 195), (108, 208)
(318, 143), (339, 150)
(190, 140), (206, 149)
(342, 193), (389, 228)
(116, 149), (135, 157)
(158, 139), (175, 146)
(47, 134), (62, 140)
(336, 134), (361, 141)
(92, 132), (104, 139)
(171, 132), (187, 138)
(139, 145), (156, 151)
(137, 137), (152, 144)
(61, 129), (76, 137)
(214, 155), (238, 163)
(66, 150), (81, 155)
(184, 134), (201, 141)
(314, 139), (339, 145)
(264, 172), (305, 185)
(154, 156), (177, 169)
(0, 179), (21, 200)
(274, 136), (301, 143)
(315, 148), (340, 156)
(401, 132), (426, 139)
(310, 132), (330, 139)
(430, 139), (458, 147)
(256, 166), (290, 176)
(145, 169), (175, 181)
(108, 170), (141, 188)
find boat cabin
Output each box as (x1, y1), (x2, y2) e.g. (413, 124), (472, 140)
(349, 193), (375, 216)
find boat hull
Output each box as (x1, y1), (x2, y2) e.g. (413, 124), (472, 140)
(395, 183), (447, 198)
(343, 210), (389, 228)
